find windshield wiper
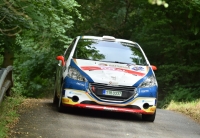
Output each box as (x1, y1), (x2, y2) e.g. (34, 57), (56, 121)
(137, 62), (148, 66)
(102, 61), (130, 64)
(102, 61), (149, 66)
(74, 58), (100, 61)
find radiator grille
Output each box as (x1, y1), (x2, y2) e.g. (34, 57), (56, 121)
(89, 82), (136, 102)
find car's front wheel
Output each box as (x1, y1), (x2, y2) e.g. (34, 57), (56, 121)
(142, 110), (156, 122)
(53, 75), (59, 105)
(53, 88), (59, 105)
(58, 83), (65, 112)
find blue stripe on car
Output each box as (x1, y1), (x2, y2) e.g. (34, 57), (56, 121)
(70, 59), (94, 82)
(133, 68), (153, 87)
(63, 77), (89, 91)
(137, 86), (158, 98)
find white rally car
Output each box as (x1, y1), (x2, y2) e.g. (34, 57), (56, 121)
(53, 35), (158, 122)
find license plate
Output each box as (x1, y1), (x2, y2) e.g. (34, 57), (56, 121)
(103, 90), (122, 97)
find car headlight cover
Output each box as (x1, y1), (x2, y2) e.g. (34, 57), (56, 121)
(139, 75), (157, 88)
(68, 67), (87, 82)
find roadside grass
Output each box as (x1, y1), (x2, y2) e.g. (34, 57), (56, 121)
(0, 94), (24, 138)
(166, 99), (200, 123)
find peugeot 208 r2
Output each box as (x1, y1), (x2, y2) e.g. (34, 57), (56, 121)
(53, 35), (158, 122)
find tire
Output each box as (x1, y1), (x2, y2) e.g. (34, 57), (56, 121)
(142, 110), (156, 122)
(58, 93), (65, 112)
(53, 89), (59, 105)
(53, 86), (59, 105)
(53, 75), (58, 105)
(57, 83), (65, 112)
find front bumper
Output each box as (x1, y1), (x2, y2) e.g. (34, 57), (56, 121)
(62, 89), (156, 114)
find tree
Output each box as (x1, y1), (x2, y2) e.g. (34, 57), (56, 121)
(130, 0), (200, 103)
(0, 0), (81, 67)
(0, 0), (82, 97)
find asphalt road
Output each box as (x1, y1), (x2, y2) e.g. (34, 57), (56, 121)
(10, 99), (200, 138)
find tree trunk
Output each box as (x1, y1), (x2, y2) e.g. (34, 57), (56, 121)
(2, 50), (14, 68)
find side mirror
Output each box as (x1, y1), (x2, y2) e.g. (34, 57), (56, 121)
(56, 56), (65, 66)
(151, 65), (157, 71)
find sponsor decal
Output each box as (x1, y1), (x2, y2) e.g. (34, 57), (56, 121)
(86, 105), (102, 109)
(76, 82), (85, 86)
(127, 63), (135, 68)
(142, 100), (154, 103)
(98, 63), (129, 69)
(99, 63), (108, 66)
(101, 66), (122, 71)
(141, 90), (149, 92)
(142, 100), (144, 103)
(127, 64), (144, 71)
(81, 66), (145, 76)
(66, 91), (73, 97)
(67, 91), (82, 96)
(108, 64), (129, 69)
(103, 107), (118, 111)
(132, 66), (144, 71)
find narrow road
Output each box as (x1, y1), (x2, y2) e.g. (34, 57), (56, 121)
(10, 99), (200, 138)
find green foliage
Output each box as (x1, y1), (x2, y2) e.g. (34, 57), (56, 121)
(160, 85), (200, 108)
(148, 0), (169, 8)
(0, 94), (23, 138)
(13, 40), (58, 97)
(0, 0), (82, 97)
(0, 0), (82, 54)
(14, 0), (81, 48)
(72, 0), (135, 38)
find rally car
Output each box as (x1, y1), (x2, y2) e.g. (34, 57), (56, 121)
(53, 35), (158, 122)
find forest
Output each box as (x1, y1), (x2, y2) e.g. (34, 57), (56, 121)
(0, 0), (200, 107)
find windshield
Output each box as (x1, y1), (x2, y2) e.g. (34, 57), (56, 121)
(73, 39), (147, 65)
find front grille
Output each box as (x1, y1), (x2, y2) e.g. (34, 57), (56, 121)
(89, 82), (136, 102)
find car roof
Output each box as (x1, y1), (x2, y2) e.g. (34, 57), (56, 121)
(79, 35), (138, 45)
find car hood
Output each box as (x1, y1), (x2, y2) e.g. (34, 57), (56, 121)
(74, 59), (149, 86)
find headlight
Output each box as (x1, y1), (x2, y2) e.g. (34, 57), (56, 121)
(68, 67), (87, 82)
(139, 75), (157, 88)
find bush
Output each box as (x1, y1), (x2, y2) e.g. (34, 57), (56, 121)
(160, 84), (200, 108)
